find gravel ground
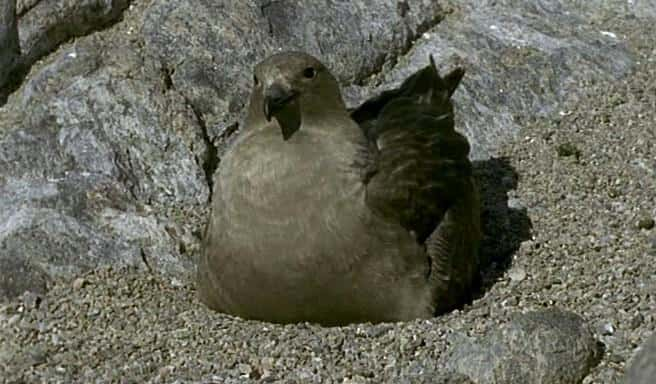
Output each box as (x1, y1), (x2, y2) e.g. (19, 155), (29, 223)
(1, 20), (655, 384)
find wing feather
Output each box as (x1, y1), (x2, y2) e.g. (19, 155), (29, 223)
(351, 58), (471, 244)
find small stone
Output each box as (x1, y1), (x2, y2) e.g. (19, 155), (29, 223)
(630, 313), (644, 329)
(22, 291), (41, 310)
(157, 365), (175, 377)
(599, 322), (615, 336)
(502, 296), (519, 307)
(637, 217), (655, 230)
(556, 142), (582, 159)
(7, 314), (21, 325)
(343, 376), (368, 384)
(608, 353), (624, 364)
(27, 346), (48, 366)
(507, 197), (525, 210)
(508, 267), (527, 282)
(238, 363), (252, 376)
(72, 278), (88, 290)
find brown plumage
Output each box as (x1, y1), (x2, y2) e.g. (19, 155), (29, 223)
(197, 52), (480, 326)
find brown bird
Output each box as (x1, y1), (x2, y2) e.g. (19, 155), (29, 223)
(197, 51), (480, 326)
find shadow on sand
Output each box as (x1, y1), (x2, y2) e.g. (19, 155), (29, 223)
(473, 156), (533, 296)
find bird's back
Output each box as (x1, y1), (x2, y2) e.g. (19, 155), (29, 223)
(352, 58), (481, 313)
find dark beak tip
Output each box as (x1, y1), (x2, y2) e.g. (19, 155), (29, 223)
(263, 85), (296, 121)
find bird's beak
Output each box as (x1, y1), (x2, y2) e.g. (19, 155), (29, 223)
(263, 83), (297, 122)
(262, 83), (301, 141)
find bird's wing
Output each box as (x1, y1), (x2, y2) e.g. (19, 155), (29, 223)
(351, 58), (471, 244)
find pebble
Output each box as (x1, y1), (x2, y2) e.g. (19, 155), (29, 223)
(600, 322), (615, 336)
(508, 267), (527, 282)
(629, 313), (644, 329)
(22, 291), (41, 310)
(637, 218), (655, 230)
(72, 278), (88, 290)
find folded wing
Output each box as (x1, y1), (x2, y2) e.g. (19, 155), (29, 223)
(351, 58), (471, 244)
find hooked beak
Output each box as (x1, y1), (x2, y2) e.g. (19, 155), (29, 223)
(263, 84), (297, 122)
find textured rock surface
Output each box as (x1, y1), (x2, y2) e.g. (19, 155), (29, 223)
(446, 309), (599, 383)
(0, 0), (19, 91)
(141, 0), (445, 146)
(0, 29), (209, 299)
(346, 0), (638, 159)
(1, 0), (132, 102)
(624, 333), (656, 384)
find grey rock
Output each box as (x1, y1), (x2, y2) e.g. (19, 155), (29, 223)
(637, 217), (655, 230)
(345, 0), (638, 159)
(0, 33), (208, 300)
(16, 0), (39, 15)
(17, 0), (131, 76)
(2, 0), (131, 102)
(141, 0), (446, 145)
(508, 267), (526, 282)
(0, 0), (20, 90)
(20, 290), (40, 310)
(624, 333), (656, 384)
(258, 0), (443, 83)
(446, 309), (600, 384)
(0, 252), (49, 299)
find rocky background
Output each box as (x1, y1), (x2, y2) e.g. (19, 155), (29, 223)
(0, 0), (654, 383)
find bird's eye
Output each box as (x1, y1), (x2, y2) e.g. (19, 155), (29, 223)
(253, 75), (260, 86)
(302, 67), (316, 79)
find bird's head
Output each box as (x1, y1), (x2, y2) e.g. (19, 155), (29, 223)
(248, 51), (345, 140)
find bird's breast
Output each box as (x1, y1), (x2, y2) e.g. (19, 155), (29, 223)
(216, 129), (367, 252)
(204, 128), (430, 323)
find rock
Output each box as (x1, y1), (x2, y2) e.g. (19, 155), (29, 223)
(141, 0), (445, 143)
(0, 0), (20, 93)
(446, 309), (600, 384)
(72, 277), (87, 291)
(598, 322), (615, 336)
(629, 313), (644, 330)
(0, 256), (49, 300)
(508, 267), (527, 282)
(344, 0), (637, 159)
(15, 0), (131, 86)
(0, 30), (208, 301)
(557, 143), (582, 159)
(624, 333), (656, 384)
(21, 290), (41, 310)
(637, 217), (655, 230)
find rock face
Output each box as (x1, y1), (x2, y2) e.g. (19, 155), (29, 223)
(1, 0), (132, 103)
(446, 309), (600, 384)
(624, 333), (656, 384)
(0, 0), (19, 92)
(0, 0), (653, 303)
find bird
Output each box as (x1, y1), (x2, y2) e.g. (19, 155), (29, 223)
(197, 51), (481, 326)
